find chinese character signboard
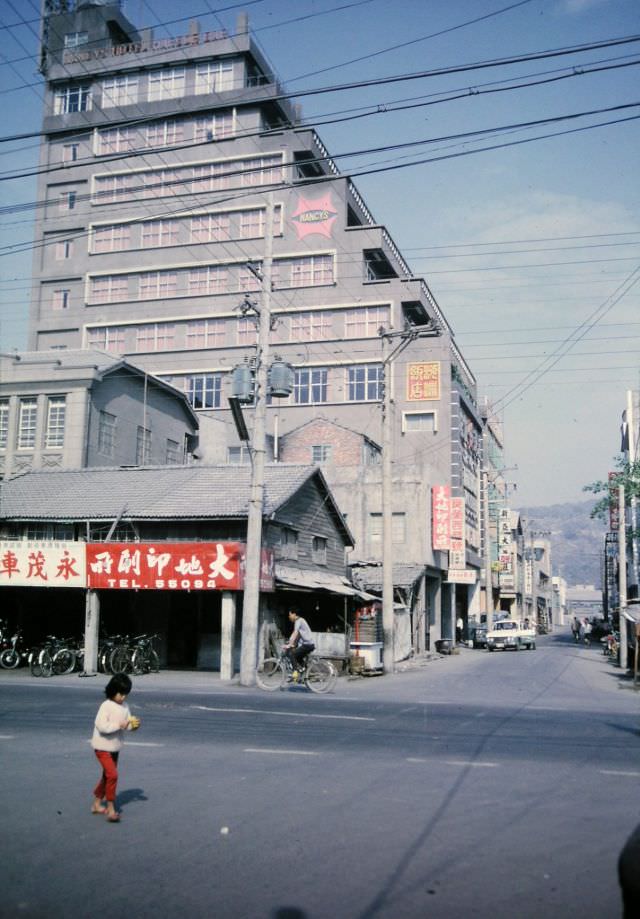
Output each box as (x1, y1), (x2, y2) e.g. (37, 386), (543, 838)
(608, 472), (620, 531)
(0, 541), (85, 587)
(432, 485), (451, 551)
(446, 569), (477, 584)
(86, 542), (274, 591)
(407, 362), (440, 401)
(449, 497), (466, 568)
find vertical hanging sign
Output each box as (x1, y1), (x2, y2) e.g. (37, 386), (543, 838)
(449, 497), (466, 568)
(432, 485), (451, 551)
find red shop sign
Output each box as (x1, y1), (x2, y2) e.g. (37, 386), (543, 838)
(86, 542), (272, 591)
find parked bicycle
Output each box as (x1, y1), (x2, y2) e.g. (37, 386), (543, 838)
(29, 635), (79, 677)
(109, 634), (160, 675)
(0, 627), (29, 669)
(256, 650), (337, 693)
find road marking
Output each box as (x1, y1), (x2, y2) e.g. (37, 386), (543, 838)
(191, 705), (374, 722)
(445, 760), (500, 768)
(600, 769), (640, 778)
(0, 735), (15, 740)
(244, 748), (320, 757)
(126, 741), (164, 747)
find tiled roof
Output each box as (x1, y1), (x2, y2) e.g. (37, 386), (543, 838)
(0, 464), (317, 520)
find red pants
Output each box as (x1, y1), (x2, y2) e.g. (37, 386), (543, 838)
(93, 750), (119, 802)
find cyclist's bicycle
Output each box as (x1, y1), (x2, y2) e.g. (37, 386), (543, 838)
(256, 650), (337, 694)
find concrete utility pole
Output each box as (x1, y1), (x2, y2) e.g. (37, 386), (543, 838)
(627, 390), (639, 592)
(239, 198), (274, 686)
(618, 484), (628, 670)
(379, 323), (439, 673)
(482, 468), (493, 630)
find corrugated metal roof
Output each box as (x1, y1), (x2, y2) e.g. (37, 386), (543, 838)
(0, 464), (318, 521)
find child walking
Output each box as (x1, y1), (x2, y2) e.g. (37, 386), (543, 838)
(91, 673), (140, 823)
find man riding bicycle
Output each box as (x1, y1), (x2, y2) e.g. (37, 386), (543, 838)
(283, 609), (315, 676)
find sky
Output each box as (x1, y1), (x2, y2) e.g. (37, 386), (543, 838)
(0, 0), (638, 508)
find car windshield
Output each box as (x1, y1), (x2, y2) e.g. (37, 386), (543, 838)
(495, 622), (516, 631)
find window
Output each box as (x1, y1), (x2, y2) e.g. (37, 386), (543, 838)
(45, 396), (66, 448)
(227, 445), (251, 464)
(236, 317), (258, 346)
(146, 120), (184, 148)
(237, 264), (261, 293)
(238, 209), (265, 239)
(369, 512), (406, 546)
(98, 410), (116, 456)
(54, 84), (91, 114)
(185, 319), (225, 349)
(148, 68), (185, 101)
(55, 238), (74, 260)
(184, 374), (222, 409)
(402, 411), (437, 433)
(64, 31), (88, 48)
(141, 220), (179, 248)
(86, 326), (127, 353)
(364, 441), (381, 465)
(52, 288), (70, 311)
(190, 213), (231, 243)
(344, 306), (389, 338)
(96, 126), (139, 155)
(312, 536), (328, 565)
(136, 426), (151, 465)
(166, 438), (182, 465)
(275, 255), (334, 288)
(279, 526), (298, 559)
(25, 523), (75, 540)
(17, 399), (37, 449)
(62, 143), (79, 163)
(194, 112), (235, 142)
(88, 275), (129, 304)
(102, 75), (139, 107)
(59, 190), (77, 212)
(93, 173), (136, 203)
(294, 368), (327, 405)
(138, 271), (177, 299)
(311, 445), (331, 463)
(188, 266), (228, 296)
(290, 311), (333, 342)
(135, 323), (175, 352)
(92, 224), (131, 253)
(0, 400), (9, 449)
(347, 365), (383, 401)
(195, 61), (234, 94)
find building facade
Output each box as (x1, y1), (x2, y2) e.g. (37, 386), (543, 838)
(29, 2), (484, 655)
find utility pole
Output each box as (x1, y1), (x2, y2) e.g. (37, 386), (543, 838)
(618, 484), (628, 670)
(627, 390), (639, 592)
(379, 323), (439, 673)
(239, 198), (274, 686)
(482, 468), (493, 630)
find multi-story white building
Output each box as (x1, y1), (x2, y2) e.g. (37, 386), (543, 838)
(28, 1), (482, 652)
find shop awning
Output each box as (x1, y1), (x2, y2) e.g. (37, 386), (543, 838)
(275, 564), (376, 600)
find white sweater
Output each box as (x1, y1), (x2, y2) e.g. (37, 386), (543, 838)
(91, 699), (131, 752)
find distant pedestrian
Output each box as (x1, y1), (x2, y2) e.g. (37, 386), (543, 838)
(571, 617), (580, 643)
(456, 616), (464, 643)
(583, 619), (592, 645)
(91, 673), (140, 823)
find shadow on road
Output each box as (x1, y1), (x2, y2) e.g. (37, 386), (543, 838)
(272, 909), (307, 918)
(117, 787), (148, 810)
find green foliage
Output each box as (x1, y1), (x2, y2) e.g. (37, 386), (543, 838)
(583, 457), (640, 525)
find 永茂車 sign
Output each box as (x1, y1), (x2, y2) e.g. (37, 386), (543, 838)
(0, 541), (86, 587)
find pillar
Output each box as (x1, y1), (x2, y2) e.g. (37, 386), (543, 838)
(220, 591), (237, 681)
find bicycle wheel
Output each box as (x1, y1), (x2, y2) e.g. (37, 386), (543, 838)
(109, 646), (132, 675)
(148, 649), (160, 673)
(29, 650), (43, 677)
(305, 658), (335, 693)
(256, 657), (286, 691)
(131, 649), (149, 675)
(52, 648), (76, 675)
(0, 648), (20, 669)
(39, 648), (53, 678)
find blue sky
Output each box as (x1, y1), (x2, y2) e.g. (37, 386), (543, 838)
(0, 0), (638, 508)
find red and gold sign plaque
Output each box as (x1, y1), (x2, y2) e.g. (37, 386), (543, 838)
(407, 362), (440, 401)
(291, 193), (337, 240)
(86, 542), (275, 592)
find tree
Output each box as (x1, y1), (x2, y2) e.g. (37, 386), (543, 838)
(583, 457), (640, 539)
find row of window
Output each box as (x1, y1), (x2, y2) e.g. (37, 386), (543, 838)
(76, 254), (334, 306)
(53, 61), (237, 115)
(83, 306), (390, 353)
(91, 154), (283, 204)
(158, 366), (384, 410)
(96, 411), (183, 465)
(0, 397), (66, 451)
(95, 111), (235, 156)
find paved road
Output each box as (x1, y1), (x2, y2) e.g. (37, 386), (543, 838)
(1, 628), (638, 919)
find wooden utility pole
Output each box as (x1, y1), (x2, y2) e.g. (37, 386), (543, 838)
(239, 198), (274, 686)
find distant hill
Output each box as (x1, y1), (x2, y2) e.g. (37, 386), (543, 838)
(515, 500), (606, 588)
